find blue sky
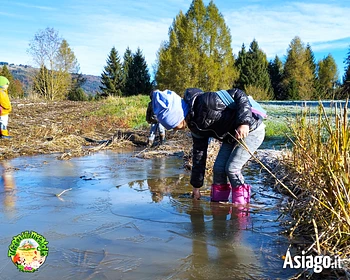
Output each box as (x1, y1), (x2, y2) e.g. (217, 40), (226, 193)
(1, 0), (349, 80)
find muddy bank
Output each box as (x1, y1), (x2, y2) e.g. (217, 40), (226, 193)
(0, 99), (192, 160)
(1, 99), (284, 172)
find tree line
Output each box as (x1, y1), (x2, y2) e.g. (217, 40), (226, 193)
(1, 0), (349, 101)
(99, 46), (152, 97)
(154, 0), (349, 100)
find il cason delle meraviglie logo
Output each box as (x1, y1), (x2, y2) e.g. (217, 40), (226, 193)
(8, 231), (49, 272)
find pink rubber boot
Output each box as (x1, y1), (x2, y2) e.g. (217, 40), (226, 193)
(211, 184), (231, 202)
(231, 184), (251, 205)
(231, 184), (251, 225)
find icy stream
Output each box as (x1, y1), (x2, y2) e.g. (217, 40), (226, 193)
(0, 149), (299, 279)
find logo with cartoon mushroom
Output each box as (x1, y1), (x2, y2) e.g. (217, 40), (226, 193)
(8, 231), (49, 272)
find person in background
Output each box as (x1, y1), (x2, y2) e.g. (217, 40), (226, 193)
(151, 88), (265, 206)
(146, 91), (165, 147)
(0, 76), (12, 139)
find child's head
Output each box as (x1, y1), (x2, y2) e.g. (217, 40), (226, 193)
(0, 76), (9, 90)
(152, 89), (189, 130)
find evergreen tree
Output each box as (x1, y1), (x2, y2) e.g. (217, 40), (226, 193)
(67, 87), (88, 101)
(38, 66), (73, 100)
(122, 47), (133, 93)
(200, 1), (237, 90)
(281, 36), (315, 100)
(305, 44), (318, 99)
(11, 80), (25, 98)
(33, 65), (50, 99)
(268, 55), (283, 100)
(56, 39), (81, 98)
(0, 65), (13, 83)
(285, 77), (299, 100)
(155, 12), (194, 92)
(344, 46), (350, 83)
(306, 44), (317, 77)
(234, 44), (247, 90)
(100, 47), (124, 97)
(70, 73), (86, 92)
(154, 40), (173, 89)
(235, 39), (273, 100)
(317, 54), (339, 99)
(55, 39), (80, 73)
(124, 47), (152, 96)
(33, 64), (70, 100)
(155, 0), (237, 93)
(68, 73), (87, 101)
(340, 46), (350, 97)
(0, 65), (24, 98)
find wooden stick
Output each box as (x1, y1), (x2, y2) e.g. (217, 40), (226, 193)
(56, 188), (72, 197)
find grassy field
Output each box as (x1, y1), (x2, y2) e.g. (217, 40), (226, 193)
(91, 95), (150, 129)
(261, 102), (348, 139)
(92, 96), (344, 141)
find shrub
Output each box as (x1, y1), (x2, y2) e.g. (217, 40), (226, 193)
(67, 88), (88, 101)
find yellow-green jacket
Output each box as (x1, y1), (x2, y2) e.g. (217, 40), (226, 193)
(0, 88), (12, 116)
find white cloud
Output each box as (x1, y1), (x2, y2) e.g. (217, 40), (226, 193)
(12, 1), (56, 11)
(312, 39), (350, 53)
(64, 12), (173, 76)
(2, 0), (349, 77)
(223, 2), (350, 59)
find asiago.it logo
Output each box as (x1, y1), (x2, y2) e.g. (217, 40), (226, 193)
(8, 231), (49, 273)
(283, 249), (342, 273)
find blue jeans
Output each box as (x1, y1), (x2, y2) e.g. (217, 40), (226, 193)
(213, 123), (265, 187)
(149, 123), (165, 141)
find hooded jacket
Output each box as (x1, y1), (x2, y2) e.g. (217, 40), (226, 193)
(0, 88), (12, 116)
(183, 88), (263, 188)
(152, 89), (189, 130)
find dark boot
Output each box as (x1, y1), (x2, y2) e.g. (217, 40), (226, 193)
(160, 134), (166, 145)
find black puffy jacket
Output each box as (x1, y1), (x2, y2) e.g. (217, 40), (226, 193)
(183, 88), (263, 188)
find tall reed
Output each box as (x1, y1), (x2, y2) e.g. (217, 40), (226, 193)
(288, 101), (350, 258)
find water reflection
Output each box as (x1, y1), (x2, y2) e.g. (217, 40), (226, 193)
(1, 161), (17, 218)
(183, 200), (259, 279)
(148, 177), (167, 202)
(146, 157), (188, 203)
(0, 151), (298, 279)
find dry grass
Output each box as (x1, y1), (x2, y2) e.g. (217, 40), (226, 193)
(0, 99), (147, 160)
(282, 101), (350, 265)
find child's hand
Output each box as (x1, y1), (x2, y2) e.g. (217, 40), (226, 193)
(235, 124), (249, 139)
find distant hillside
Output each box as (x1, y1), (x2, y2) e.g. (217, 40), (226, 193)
(3, 63), (101, 94)
(78, 74), (101, 94)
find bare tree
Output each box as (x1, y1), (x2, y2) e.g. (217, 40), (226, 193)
(27, 27), (79, 100)
(28, 27), (61, 68)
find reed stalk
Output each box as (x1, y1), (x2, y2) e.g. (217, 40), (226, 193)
(287, 100), (350, 258)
